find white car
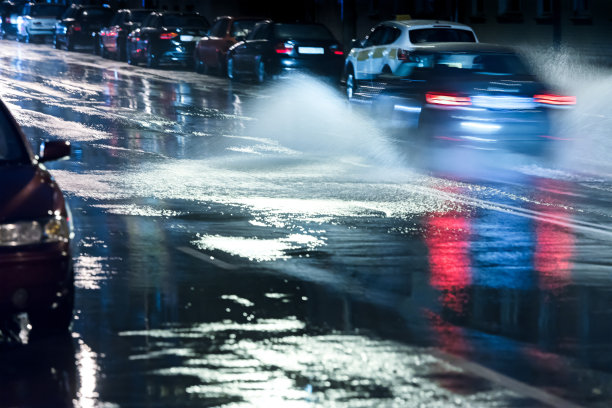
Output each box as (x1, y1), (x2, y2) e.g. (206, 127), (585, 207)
(344, 20), (478, 98)
(16, 3), (65, 43)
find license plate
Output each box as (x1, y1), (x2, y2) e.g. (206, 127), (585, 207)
(298, 47), (324, 55)
(180, 35), (200, 42)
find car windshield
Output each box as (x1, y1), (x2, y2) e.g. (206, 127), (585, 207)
(274, 23), (335, 41)
(30, 5), (64, 17)
(130, 10), (150, 23)
(81, 8), (113, 21)
(409, 28), (476, 43)
(161, 15), (208, 28)
(231, 19), (260, 38)
(395, 52), (531, 76)
(0, 110), (28, 164)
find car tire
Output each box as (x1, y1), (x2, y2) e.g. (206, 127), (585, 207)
(345, 66), (356, 100)
(146, 46), (158, 68)
(227, 55), (237, 80)
(118, 40), (127, 61)
(28, 273), (74, 335)
(126, 42), (136, 65)
(65, 34), (74, 51)
(255, 57), (266, 84)
(53, 34), (61, 49)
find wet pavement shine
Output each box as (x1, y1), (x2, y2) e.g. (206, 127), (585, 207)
(1, 40), (612, 407)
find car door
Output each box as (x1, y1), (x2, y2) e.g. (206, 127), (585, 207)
(232, 21), (268, 74)
(355, 25), (385, 79)
(201, 17), (228, 68)
(366, 25), (396, 77)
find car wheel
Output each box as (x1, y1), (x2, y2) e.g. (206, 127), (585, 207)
(345, 66), (356, 100)
(146, 46), (158, 68)
(227, 56), (237, 80)
(194, 56), (204, 74)
(28, 275), (74, 335)
(126, 43), (136, 65)
(53, 34), (60, 49)
(118, 40), (127, 61)
(255, 57), (266, 84)
(65, 34), (74, 51)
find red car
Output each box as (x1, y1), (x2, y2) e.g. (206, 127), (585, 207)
(193, 16), (264, 74)
(0, 97), (74, 334)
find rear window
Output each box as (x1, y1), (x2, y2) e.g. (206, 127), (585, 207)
(274, 24), (335, 41)
(30, 5), (65, 17)
(396, 52), (531, 76)
(161, 15), (209, 29)
(81, 8), (113, 21)
(231, 19), (260, 39)
(409, 28), (476, 44)
(130, 10), (151, 23)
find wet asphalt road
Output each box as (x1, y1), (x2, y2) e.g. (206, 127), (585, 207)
(1, 40), (612, 408)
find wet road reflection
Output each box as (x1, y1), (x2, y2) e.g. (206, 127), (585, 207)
(1, 40), (612, 407)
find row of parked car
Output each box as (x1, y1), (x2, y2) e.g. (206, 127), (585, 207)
(0, 1), (488, 87)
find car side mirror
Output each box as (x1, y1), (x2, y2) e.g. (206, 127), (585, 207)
(39, 140), (71, 162)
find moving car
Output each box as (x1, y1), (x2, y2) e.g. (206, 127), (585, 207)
(357, 43), (575, 156)
(344, 19), (478, 98)
(193, 16), (264, 74)
(227, 20), (344, 83)
(126, 11), (209, 68)
(97, 8), (152, 60)
(16, 2), (65, 43)
(54, 4), (113, 51)
(0, 0), (25, 39)
(0, 97), (74, 333)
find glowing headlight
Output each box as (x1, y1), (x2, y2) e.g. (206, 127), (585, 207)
(0, 217), (70, 246)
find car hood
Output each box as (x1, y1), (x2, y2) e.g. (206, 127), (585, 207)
(0, 164), (65, 223)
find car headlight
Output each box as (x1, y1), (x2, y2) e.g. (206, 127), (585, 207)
(0, 216), (71, 246)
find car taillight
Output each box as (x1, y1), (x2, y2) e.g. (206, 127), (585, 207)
(72, 23), (81, 32)
(426, 92), (472, 106)
(160, 32), (178, 40)
(275, 42), (294, 54)
(534, 94), (576, 105)
(329, 45), (343, 55)
(397, 49), (410, 61)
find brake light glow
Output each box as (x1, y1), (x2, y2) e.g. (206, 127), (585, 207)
(397, 49), (410, 61)
(534, 94), (576, 105)
(160, 32), (178, 40)
(275, 42), (294, 54)
(72, 24), (81, 32)
(333, 50), (343, 55)
(426, 92), (472, 106)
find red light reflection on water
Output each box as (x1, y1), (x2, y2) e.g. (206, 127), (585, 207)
(425, 210), (472, 315)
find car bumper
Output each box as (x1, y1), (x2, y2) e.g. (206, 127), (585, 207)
(0, 243), (72, 315)
(420, 107), (554, 155)
(277, 56), (343, 78)
(157, 41), (196, 64)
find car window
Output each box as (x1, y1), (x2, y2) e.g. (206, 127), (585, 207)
(110, 12), (122, 26)
(0, 110), (28, 163)
(409, 28), (476, 44)
(387, 27), (402, 44)
(160, 15), (209, 29)
(396, 52), (531, 76)
(249, 22), (269, 40)
(230, 19), (260, 39)
(274, 23), (334, 41)
(363, 26), (386, 47)
(81, 8), (113, 23)
(61, 6), (76, 19)
(209, 18), (226, 37)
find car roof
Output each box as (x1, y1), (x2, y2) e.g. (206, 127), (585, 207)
(390, 19), (474, 30)
(411, 42), (516, 53)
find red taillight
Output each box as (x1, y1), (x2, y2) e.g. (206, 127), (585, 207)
(108, 32), (118, 38)
(397, 49), (410, 61)
(426, 92), (472, 106)
(534, 94), (576, 105)
(160, 32), (178, 40)
(333, 50), (344, 55)
(275, 42), (294, 54)
(72, 24), (81, 32)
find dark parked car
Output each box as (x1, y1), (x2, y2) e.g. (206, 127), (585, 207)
(357, 43), (575, 156)
(126, 11), (209, 68)
(0, 97), (74, 333)
(226, 20), (345, 83)
(97, 8), (152, 60)
(193, 16), (264, 74)
(54, 4), (113, 51)
(0, 0), (25, 39)
(16, 2), (65, 43)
